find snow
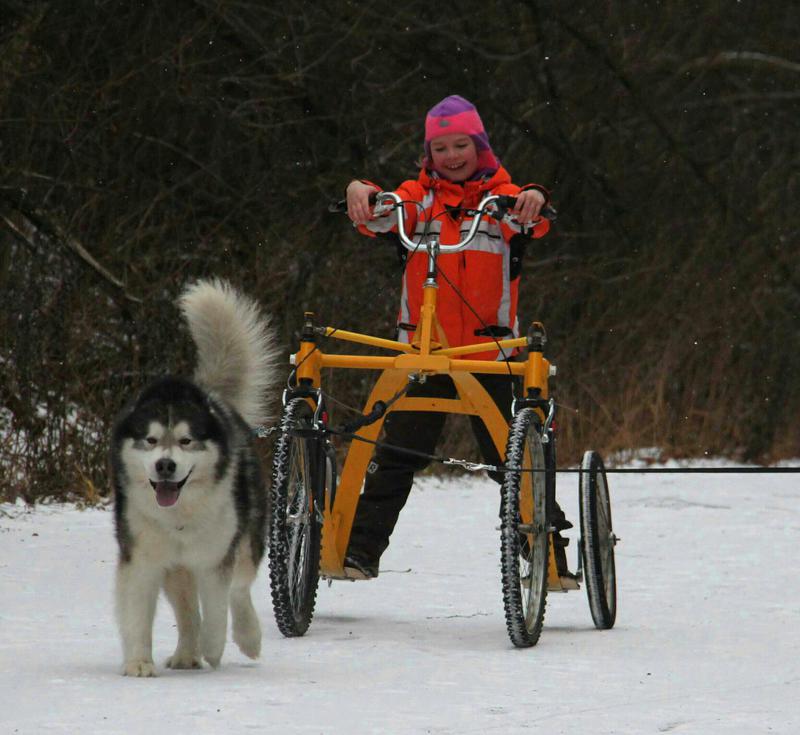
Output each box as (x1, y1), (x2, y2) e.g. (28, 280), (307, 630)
(1, 463), (799, 734)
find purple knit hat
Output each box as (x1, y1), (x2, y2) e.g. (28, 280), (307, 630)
(423, 95), (500, 178)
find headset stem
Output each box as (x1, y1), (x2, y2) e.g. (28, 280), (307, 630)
(424, 239), (439, 285)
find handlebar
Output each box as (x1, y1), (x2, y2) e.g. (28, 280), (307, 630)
(328, 192), (556, 254)
(373, 192), (556, 254)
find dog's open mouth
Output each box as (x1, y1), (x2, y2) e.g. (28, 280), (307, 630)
(150, 471), (192, 507)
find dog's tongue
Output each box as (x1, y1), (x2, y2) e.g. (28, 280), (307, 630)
(154, 481), (181, 507)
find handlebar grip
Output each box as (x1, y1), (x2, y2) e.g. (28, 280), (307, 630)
(495, 194), (518, 209)
(327, 190), (382, 214)
(493, 195), (557, 222)
(541, 204), (557, 221)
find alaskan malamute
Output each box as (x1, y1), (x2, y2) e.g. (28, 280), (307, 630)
(110, 279), (279, 676)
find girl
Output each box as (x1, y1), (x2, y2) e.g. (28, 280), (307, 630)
(343, 95), (572, 580)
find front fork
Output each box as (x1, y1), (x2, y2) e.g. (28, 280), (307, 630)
(513, 321), (555, 423)
(285, 311), (335, 523)
(514, 321), (561, 568)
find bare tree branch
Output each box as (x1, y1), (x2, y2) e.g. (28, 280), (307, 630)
(684, 51), (800, 74)
(1, 198), (142, 303)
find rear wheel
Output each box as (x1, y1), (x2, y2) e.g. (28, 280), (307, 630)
(500, 408), (549, 648)
(268, 398), (322, 636)
(579, 450), (617, 629)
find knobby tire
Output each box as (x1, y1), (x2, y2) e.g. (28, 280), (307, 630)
(268, 398), (322, 637)
(500, 408), (549, 648)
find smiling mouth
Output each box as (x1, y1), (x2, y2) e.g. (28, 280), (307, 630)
(150, 469), (192, 507)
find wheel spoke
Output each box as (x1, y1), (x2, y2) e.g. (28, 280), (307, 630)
(602, 544), (614, 577)
(597, 493), (611, 531)
(286, 468), (311, 611)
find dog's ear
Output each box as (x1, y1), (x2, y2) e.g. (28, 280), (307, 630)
(204, 393), (227, 423)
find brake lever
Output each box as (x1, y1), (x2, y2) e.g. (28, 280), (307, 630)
(488, 203), (558, 226)
(487, 193), (558, 222)
(541, 204), (557, 221)
(372, 201), (394, 216)
(327, 191), (383, 215)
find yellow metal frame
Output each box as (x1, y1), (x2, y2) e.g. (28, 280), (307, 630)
(291, 279), (569, 588)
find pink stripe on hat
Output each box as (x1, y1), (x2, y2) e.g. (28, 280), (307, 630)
(425, 108), (485, 144)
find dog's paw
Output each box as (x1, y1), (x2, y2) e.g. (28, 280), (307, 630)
(123, 660), (157, 677)
(233, 626), (261, 660)
(165, 652), (203, 670)
(231, 596), (261, 659)
(201, 637), (224, 669)
(203, 652), (222, 669)
(200, 627), (226, 669)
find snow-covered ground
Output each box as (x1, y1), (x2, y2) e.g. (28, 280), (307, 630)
(1, 462), (798, 734)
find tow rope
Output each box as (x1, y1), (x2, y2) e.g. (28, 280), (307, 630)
(319, 425), (800, 475)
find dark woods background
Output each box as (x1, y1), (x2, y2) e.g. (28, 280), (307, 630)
(1, 1), (798, 502)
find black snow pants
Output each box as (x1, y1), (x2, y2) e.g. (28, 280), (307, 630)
(346, 372), (569, 564)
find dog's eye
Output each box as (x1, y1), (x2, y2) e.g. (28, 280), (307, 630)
(178, 437), (193, 446)
(145, 436), (157, 446)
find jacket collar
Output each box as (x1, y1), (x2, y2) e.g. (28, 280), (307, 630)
(418, 166), (512, 199)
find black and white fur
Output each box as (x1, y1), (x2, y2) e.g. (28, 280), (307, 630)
(110, 279), (279, 677)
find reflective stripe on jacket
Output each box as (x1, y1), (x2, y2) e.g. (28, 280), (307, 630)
(357, 166), (550, 361)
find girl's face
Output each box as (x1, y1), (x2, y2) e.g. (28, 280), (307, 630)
(429, 134), (479, 182)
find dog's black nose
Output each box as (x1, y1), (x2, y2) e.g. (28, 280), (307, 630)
(155, 457), (177, 477)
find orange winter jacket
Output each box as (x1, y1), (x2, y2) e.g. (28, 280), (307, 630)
(357, 166), (550, 360)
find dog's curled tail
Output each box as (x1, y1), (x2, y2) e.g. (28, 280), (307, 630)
(179, 279), (281, 427)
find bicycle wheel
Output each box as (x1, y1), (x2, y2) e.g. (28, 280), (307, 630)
(500, 408), (549, 648)
(579, 450), (617, 629)
(268, 397), (322, 636)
